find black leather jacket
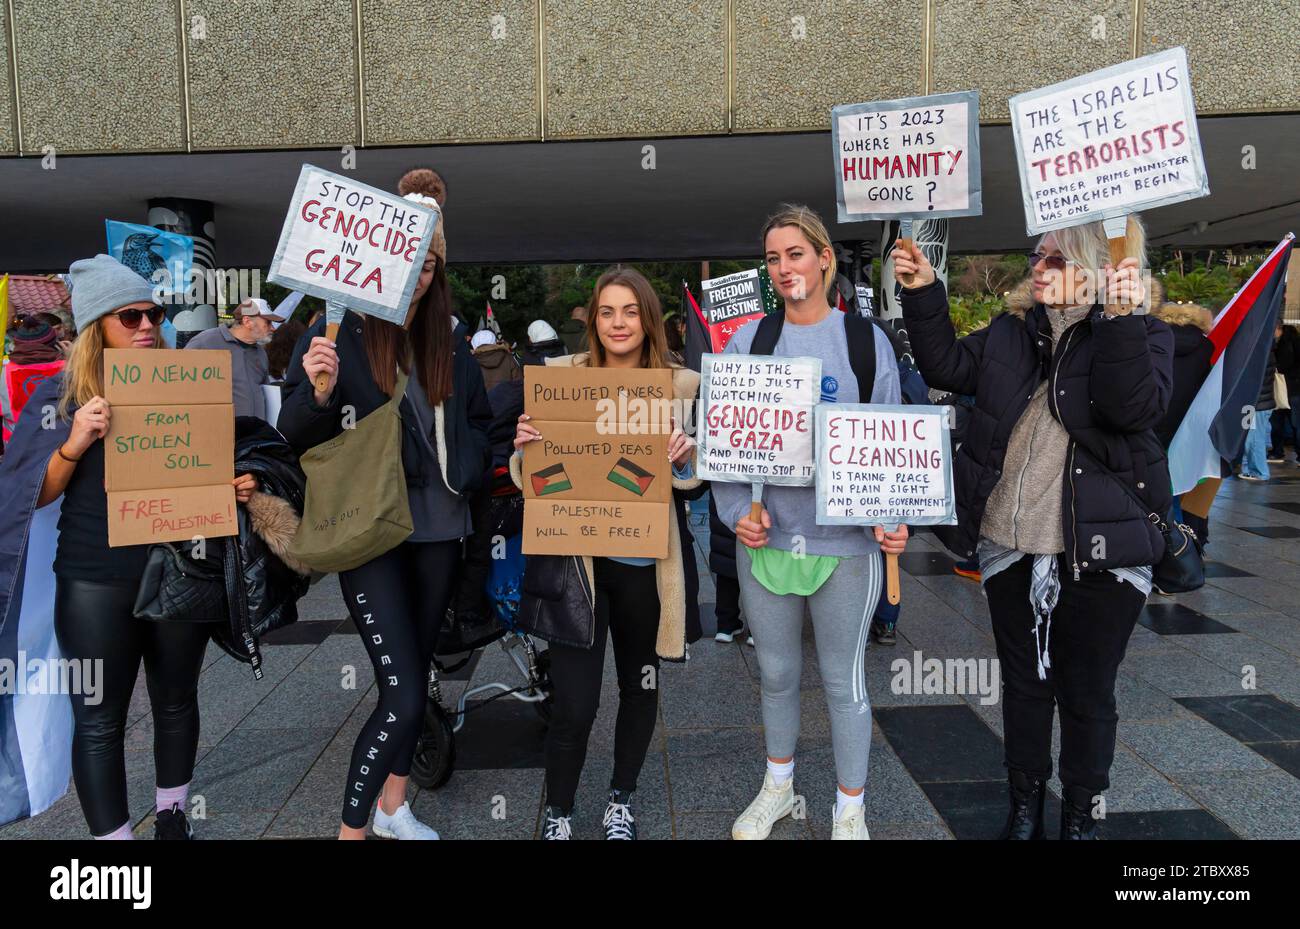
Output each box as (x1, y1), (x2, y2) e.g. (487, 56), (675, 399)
(208, 417), (311, 676)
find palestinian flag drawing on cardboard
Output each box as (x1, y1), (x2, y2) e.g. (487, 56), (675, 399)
(531, 462), (573, 496)
(607, 457), (656, 497)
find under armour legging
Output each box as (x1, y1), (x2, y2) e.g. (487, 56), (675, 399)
(736, 544), (882, 790)
(337, 539), (459, 828)
(54, 577), (211, 837)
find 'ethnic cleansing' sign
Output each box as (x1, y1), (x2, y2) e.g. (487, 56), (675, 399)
(267, 164), (437, 325)
(815, 403), (956, 527)
(696, 354), (821, 486)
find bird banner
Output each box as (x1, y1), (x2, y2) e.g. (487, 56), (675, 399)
(105, 219), (195, 301)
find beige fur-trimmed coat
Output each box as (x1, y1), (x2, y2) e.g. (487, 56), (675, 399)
(509, 352), (702, 660)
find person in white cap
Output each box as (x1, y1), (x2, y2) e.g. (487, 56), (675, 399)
(184, 297), (284, 420)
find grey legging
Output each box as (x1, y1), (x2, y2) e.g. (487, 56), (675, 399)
(737, 543), (882, 790)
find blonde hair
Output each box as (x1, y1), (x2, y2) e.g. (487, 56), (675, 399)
(1044, 214), (1148, 273)
(57, 320), (107, 420)
(760, 203), (836, 299)
(585, 267), (674, 370)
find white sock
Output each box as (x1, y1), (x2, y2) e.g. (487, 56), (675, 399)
(767, 758), (794, 785)
(835, 788), (864, 819)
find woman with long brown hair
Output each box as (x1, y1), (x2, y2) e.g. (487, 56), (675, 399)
(512, 267), (703, 839)
(279, 185), (491, 840)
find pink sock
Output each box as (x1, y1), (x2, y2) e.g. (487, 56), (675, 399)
(156, 782), (189, 813)
(95, 822), (134, 840)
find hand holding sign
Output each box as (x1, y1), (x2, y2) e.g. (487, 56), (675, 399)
(303, 331), (340, 402)
(889, 239), (937, 291)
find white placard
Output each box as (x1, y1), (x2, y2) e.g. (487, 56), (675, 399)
(267, 164), (437, 325)
(832, 90), (982, 223)
(815, 404), (956, 526)
(1009, 46), (1208, 236)
(696, 353), (821, 486)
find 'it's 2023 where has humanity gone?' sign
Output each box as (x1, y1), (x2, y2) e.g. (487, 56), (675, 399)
(1008, 46), (1208, 236)
(815, 404), (956, 527)
(832, 90), (982, 223)
(696, 354), (821, 486)
(102, 349), (237, 547)
(521, 365), (674, 559)
(266, 164), (438, 326)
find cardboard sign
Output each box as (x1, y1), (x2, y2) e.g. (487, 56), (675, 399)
(700, 269), (766, 353)
(522, 365), (674, 559)
(696, 353), (821, 485)
(267, 164), (437, 326)
(1009, 46), (1208, 236)
(104, 349), (236, 546)
(833, 90), (982, 223)
(815, 404), (956, 526)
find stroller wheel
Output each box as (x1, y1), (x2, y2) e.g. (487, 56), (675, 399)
(410, 700), (455, 790)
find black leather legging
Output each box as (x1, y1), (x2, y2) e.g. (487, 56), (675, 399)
(53, 578), (210, 836)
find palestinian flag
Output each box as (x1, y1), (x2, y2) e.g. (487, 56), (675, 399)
(1168, 233), (1295, 495)
(607, 457), (655, 496)
(530, 462), (572, 496)
(683, 281), (711, 373)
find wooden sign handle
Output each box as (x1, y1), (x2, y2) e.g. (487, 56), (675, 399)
(885, 552), (901, 605)
(749, 501), (764, 523)
(1104, 215), (1135, 315)
(314, 321), (340, 393)
(895, 218), (917, 288)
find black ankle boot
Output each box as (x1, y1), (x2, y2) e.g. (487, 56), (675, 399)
(1061, 785), (1100, 840)
(999, 769), (1046, 840)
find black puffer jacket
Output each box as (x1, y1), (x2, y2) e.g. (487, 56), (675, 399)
(279, 310), (492, 495)
(1150, 301), (1213, 448)
(211, 417), (312, 675)
(901, 279), (1174, 574)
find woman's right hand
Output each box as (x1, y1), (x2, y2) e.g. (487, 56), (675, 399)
(513, 413), (540, 452)
(889, 239), (937, 290)
(735, 508), (771, 550)
(303, 336), (339, 404)
(67, 396), (110, 457)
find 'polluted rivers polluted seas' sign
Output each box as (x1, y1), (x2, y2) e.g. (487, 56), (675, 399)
(696, 354), (821, 485)
(522, 365), (673, 559)
(815, 403), (955, 526)
(103, 349), (236, 546)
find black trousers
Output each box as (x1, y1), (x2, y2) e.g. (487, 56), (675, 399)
(984, 555), (1145, 793)
(714, 572), (742, 633)
(53, 577), (211, 836)
(337, 539), (460, 828)
(544, 559), (661, 812)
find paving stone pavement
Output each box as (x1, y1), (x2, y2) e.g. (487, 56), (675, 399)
(7, 473), (1300, 840)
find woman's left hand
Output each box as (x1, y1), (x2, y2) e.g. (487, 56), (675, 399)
(668, 420), (695, 468)
(873, 524), (909, 555)
(233, 473), (258, 504)
(1104, 257), (1145, 315)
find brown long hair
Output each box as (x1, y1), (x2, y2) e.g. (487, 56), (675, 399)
(363, 260), (455, 404)
(760, 203), (837, 300)
(585, 267), (673, 370)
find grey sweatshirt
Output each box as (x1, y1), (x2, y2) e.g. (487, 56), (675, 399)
(711, 311), (900, 557)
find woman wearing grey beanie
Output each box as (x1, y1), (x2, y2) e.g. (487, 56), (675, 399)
(12, 255), (258, 839)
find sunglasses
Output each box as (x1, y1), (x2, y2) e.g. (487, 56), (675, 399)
(110, 306), (167, 329)
(1028, 252), (1075, 272)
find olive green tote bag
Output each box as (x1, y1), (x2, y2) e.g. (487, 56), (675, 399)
(287, 371), (413, 573)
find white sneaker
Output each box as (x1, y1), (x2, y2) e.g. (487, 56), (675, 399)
(831, 803), (870, 840)
(746, 634), (755, 647)
(714, 626), (747, 644)
(372, 801), (440, 840)
(732, 771), (795, 840)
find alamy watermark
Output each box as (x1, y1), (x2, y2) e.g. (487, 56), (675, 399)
(0, 653), (102, 705)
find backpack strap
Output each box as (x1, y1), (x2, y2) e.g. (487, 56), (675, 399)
(844, 313), (877, 403)
(749, 312), (785, 355)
